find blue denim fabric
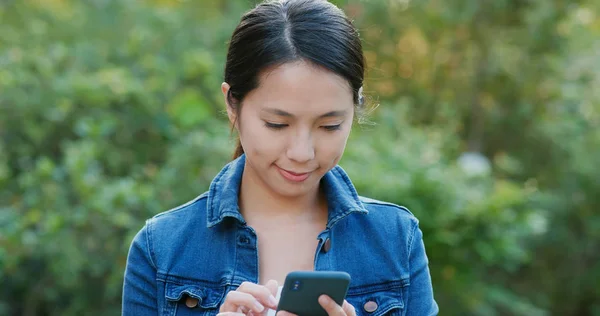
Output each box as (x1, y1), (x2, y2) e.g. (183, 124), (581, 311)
(122, 155), (439, 315)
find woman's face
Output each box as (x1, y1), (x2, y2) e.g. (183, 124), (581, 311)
(223, 61), (355, 199)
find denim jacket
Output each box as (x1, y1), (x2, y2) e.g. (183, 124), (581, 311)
(122, 155), (439, 315)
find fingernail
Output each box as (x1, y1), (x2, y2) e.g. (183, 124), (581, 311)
(269, 295), (278, 307)
(254, 300), (265, 312)
(318, 295), (329, 305)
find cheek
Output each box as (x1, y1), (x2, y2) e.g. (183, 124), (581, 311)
(239, 119), (283, 158)
(317, 130), (350, 161)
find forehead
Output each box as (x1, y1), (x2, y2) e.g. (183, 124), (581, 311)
(243, 61), (354, 114)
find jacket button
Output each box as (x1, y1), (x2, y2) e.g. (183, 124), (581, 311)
(322, 238), (331, 253)
(185, 296), (199, 308)
(363, 301), (378, 313)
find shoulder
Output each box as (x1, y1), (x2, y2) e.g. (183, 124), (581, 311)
(131, 192), (212, 269)
(145, 192), (210, 240)
(356, 195), (421, 241)
(359, 195), (418, 224)
(151, 192), (208, 221)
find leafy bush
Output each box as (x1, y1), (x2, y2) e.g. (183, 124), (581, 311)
(343, 105), (544, 315)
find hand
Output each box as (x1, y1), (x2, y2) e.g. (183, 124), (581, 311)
(218, 280), (279, 316)
(276, 295), (356, 316)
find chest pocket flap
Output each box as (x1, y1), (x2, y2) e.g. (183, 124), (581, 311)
(165, 281), (224, 309)
(346, 282), (405, 316)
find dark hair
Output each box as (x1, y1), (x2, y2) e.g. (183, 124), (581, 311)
(224, 0), (366, 159)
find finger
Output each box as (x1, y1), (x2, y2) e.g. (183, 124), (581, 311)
(318, 295), (345, 316)
(264, 279), (279, 305)
(276, 311), (298, 316)
(265, 279), (279, 298)
(219, 291), (265, 314)
(217, 313), (245, 316)
(342, 300), (356, 316)
(237, 282), (278, 309)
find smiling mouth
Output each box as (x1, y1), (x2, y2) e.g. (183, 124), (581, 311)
(276, 166), (312, 182)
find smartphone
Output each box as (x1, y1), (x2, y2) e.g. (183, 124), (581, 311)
(275, 271), (351, 316)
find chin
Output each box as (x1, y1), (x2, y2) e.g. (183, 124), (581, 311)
(271, 177), (317, 198)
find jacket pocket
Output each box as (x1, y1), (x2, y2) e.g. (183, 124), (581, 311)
(346, 281), (405, 316)
(164, 280), (225, 316)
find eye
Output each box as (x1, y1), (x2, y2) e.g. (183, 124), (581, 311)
(265, 122), (288, 129)
(322, 124), (342, 131)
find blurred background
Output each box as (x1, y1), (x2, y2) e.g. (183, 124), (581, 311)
(1, 0), (599, 315)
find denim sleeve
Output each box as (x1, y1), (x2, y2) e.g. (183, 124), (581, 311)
(122, 222), (158, 315)
(406, 221), (439, 315)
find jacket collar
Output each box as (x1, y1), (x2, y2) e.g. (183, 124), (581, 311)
(206, 154), (368, 228)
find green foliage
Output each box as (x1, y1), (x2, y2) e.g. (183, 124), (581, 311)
(1, 0), (598, 315)
(0, 1), (236, 315)
(343, 106), (543, 315)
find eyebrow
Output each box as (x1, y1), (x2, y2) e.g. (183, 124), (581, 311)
(262, 108), (347, 118)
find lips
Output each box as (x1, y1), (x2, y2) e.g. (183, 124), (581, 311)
(277, 166), (312, 182)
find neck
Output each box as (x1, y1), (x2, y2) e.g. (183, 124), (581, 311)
(238, 162), (326, 223)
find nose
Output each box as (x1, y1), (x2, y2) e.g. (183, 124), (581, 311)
(286, 130), (315, 163)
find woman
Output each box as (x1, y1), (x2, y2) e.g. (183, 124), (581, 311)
(122, 0), (439, 315)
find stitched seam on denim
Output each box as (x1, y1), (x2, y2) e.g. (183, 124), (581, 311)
(159, 276), (228, 308)
(402, 225), (415, 316)
(164, 286), (224, 308)
(157, 274), (228, 287)
(360, 199), (413, 215)
(401, 287), (408, 316)
(145, 219), (158, 270)
(347, 280), (406, 295)
(350, 299), (404, 315)
(327, 209), (357, 228)
(153, 193), (207, 220)
(377, 304), (404, 315)
(406, 219), (418, 278)
(230, 225), (241, 290)
(163, 292), (174, 316)
(166, 288), (203, 301)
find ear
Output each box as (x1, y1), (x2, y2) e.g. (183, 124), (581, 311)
(221, 82), (237, 128)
